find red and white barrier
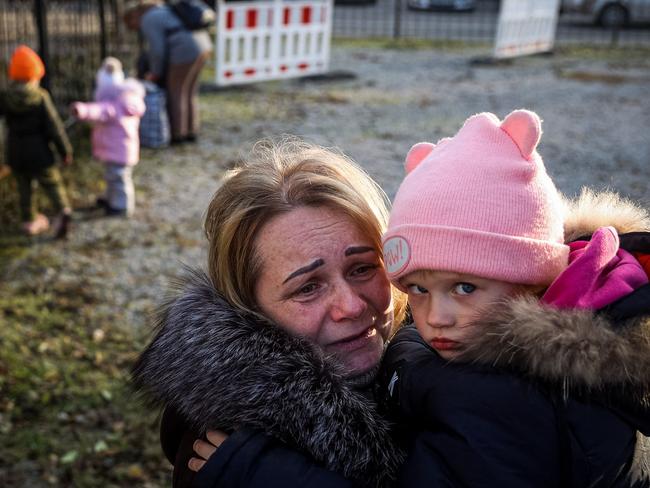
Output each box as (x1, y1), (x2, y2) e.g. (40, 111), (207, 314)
(494, 0), (561, 59)
(215, 0), (333, 86)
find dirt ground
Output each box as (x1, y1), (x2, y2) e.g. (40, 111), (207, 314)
(5, 41), (650, 330)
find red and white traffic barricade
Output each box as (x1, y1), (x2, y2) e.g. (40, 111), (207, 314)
(494, 0), (561, 59)
(215, 0), (333, 86)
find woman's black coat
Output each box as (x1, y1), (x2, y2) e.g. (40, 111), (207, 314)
(132, 270), (402, 488)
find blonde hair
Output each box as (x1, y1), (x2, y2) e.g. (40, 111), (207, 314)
(204, 138), (407, 329)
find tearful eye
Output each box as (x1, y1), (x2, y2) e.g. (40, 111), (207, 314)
(407, 284), (428, 295)
(454, 283), (476, 295)
(351, 264), (377, 277)
(297, 283), (318, 295)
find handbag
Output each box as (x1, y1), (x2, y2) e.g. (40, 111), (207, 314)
(139, 81), (170, 148)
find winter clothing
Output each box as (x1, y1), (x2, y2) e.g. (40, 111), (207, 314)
(72, 77), (145, 214)
(139, 5), (212, 80)
(132, 270), (403, 488)
(138, 4), (212, 140)
(104, 163), (135, 215)
(0, 82), (72, 173)
(0, 81), (72, 223)
(161, 408), (356, 488)
(95, 57), (124, 89)
(383, 110), (568, 287)
(72, 78), (145, 166)
(378, 191), (650, 487)
(8, 45), (45, 82)
(13, 166), (69, 222)
(542, 226), (648, 310)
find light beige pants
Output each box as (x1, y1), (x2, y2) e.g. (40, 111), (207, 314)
(166, 52), (209, 140)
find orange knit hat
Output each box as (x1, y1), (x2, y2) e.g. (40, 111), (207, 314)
(8, 45), (45, 82)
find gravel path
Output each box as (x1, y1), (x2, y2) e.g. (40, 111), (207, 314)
(4, 44), (650, 332)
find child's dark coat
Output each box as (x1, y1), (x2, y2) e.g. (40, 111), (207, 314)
(379, 190), (650, 487)
(0, 82), (72, 173)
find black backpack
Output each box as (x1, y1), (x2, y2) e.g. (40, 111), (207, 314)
(168, 0), (215, 31)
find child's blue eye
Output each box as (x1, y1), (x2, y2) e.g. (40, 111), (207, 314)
(407, 284), (428, 295)
(454, 283), (476, 295)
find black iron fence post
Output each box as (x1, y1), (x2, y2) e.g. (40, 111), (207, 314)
(34, 0), (49, 90)
(393, 0), (402, 39)
(99, 0), (108, 60)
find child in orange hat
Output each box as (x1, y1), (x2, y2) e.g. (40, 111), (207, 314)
(0, 45), (73, 238)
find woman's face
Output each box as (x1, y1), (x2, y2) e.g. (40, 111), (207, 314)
(254, 206), (394, 376)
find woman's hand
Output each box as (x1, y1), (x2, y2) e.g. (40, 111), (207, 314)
(188, 430), (229, 472)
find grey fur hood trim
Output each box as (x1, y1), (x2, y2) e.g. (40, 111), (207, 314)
(132, 269), (403, 487)
(460, 189), (650, 398)
(459, 297), (650, 397)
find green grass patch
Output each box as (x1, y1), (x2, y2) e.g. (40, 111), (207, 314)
(554, 44), (650, 64)
(333, 36), (490, 51)
(0, 279), (171, 487)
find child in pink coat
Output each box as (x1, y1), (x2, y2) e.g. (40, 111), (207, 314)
(71, 57), (145, 216)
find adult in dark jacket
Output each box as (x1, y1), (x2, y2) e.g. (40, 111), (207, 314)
(124, 0), (212, 144)
(132, 139), (408, 487)
(0, 45), (73, 237)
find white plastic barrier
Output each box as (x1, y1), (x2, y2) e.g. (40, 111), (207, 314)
(215, 0), (333, 86)
(494, 0), (561, 59)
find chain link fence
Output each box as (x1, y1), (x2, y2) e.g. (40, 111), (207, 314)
(332, 0), (650, 46)
(1, 0), (650, 108)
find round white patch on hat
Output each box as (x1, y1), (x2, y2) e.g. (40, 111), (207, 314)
(383, 236), (411, 276)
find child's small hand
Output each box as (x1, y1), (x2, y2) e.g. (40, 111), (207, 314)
(188, 430), (228, 472)
(63, 155), (73, 166)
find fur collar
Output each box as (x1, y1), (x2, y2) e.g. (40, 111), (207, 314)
(460, 190), (650, 402)
(132, 270), (403, 487)
(563, 188), (650, 242)
(459, 297), (650, 397)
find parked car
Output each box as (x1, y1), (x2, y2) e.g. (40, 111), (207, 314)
(561, 0), (650, 28)
(407, 0), (475, 12)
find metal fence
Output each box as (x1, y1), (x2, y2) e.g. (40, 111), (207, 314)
(0, 0), (138, 108)
(1, 0), (650, 109)
(332, 0), (650, 46)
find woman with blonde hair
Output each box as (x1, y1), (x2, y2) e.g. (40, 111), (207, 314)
(133, 139), (407, 487)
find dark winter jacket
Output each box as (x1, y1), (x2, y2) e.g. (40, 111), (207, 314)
(0, 82), (72, 173)
(378, 190), (650, 487)
(132, 270), (404, 488)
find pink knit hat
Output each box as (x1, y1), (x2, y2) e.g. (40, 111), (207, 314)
(383, 109), (569, 288)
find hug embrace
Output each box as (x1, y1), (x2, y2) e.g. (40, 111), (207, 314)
(133, 110), (650, 487)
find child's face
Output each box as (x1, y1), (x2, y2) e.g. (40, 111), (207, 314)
(402, 270), (519, 360)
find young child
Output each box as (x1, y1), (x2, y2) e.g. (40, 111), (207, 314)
(71, 57), (145, 217)
(0, 45), (73, 238)
(380, 110), (650, 487)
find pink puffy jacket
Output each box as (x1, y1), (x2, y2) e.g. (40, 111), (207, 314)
(72, 79), (146, 166)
